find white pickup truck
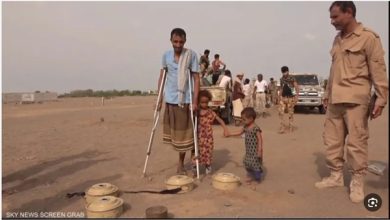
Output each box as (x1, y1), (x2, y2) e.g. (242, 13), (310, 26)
(290, 73), (326, 114)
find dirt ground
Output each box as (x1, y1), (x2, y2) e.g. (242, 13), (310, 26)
(2, 96), (388, 218)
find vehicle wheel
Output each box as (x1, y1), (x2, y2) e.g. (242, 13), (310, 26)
(319, 105), (326, 114)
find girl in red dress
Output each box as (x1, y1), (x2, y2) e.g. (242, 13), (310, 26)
(196, 90), (229, 175)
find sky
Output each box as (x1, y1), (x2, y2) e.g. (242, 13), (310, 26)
(2, 1), (389, 94)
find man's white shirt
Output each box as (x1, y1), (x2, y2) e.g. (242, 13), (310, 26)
(254, 80), (268, 92)
(219, 75), (231, 89)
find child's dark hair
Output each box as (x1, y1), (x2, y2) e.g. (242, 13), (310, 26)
(244, 78), (250, 84)
(241, 107), (256, 120)
(199, 90), (212, 102)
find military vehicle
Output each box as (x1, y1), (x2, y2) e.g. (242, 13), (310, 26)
(290, 73), (326, 114)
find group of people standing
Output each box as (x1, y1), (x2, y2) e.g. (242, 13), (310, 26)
(225, 66), (300, 135)
(157, 28), (266, 185)
(156, 1), (388, 204)
(199, 50), (290, 124)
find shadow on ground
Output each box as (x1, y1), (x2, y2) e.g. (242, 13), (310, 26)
(3, 150), (110, 184)
(313, 151), (330, 179)
(3, 157), (115, 195)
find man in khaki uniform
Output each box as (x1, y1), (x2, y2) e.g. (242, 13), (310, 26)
(278, 66), (299, 133)
(315, 1), (388, 203)
(268, 78), (278, 106)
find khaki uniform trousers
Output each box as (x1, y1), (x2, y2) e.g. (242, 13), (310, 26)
(323, 103), (369, 175)
(278, 96), (296, 128)
(271, 90), (278, 105)
(255, 92), (267, 115)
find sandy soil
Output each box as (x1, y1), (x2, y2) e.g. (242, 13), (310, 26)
(2, 96), (388, 218)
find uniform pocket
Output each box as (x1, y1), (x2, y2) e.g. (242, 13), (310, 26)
(344, 45), (367, 78)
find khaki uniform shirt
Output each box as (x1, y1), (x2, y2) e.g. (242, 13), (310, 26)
(268, 81), (276, 92)
(324, 23), (388, 106)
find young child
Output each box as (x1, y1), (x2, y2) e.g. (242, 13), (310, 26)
(195, 90), (228, 175)
(226, 107), (264, 184)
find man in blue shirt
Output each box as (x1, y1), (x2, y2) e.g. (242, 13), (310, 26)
(157, 28), (200, 174)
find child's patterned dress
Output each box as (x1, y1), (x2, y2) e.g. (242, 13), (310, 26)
(198, 109), (217, 166)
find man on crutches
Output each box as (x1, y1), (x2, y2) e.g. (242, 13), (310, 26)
(145, 27), (200, 178)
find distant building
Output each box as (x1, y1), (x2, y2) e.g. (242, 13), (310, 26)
(2, 92), (58, 104)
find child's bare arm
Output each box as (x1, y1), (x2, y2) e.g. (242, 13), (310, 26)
(256, 131), (263, 158)
(214, 115), (229, 137)
(226, 127), (244, 137)
(215, 115), (226, 128)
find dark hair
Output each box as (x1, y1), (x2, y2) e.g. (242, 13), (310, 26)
(281, 66), (289, 73)
(270, 77), (274, 81)
(199, 90), (212, 102)
(330, 1), (356, 17)
(204, 49), (210, 54)
(214, 54), (220, 59)
(241, 107), (257, 119)
(244, 78), (250, 84)
(170, 28), (186, 39)
(224, 70), (232, 77)
(257, 74), (263, 79)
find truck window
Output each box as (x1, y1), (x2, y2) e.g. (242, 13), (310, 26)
(293, 75), (319, 86)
